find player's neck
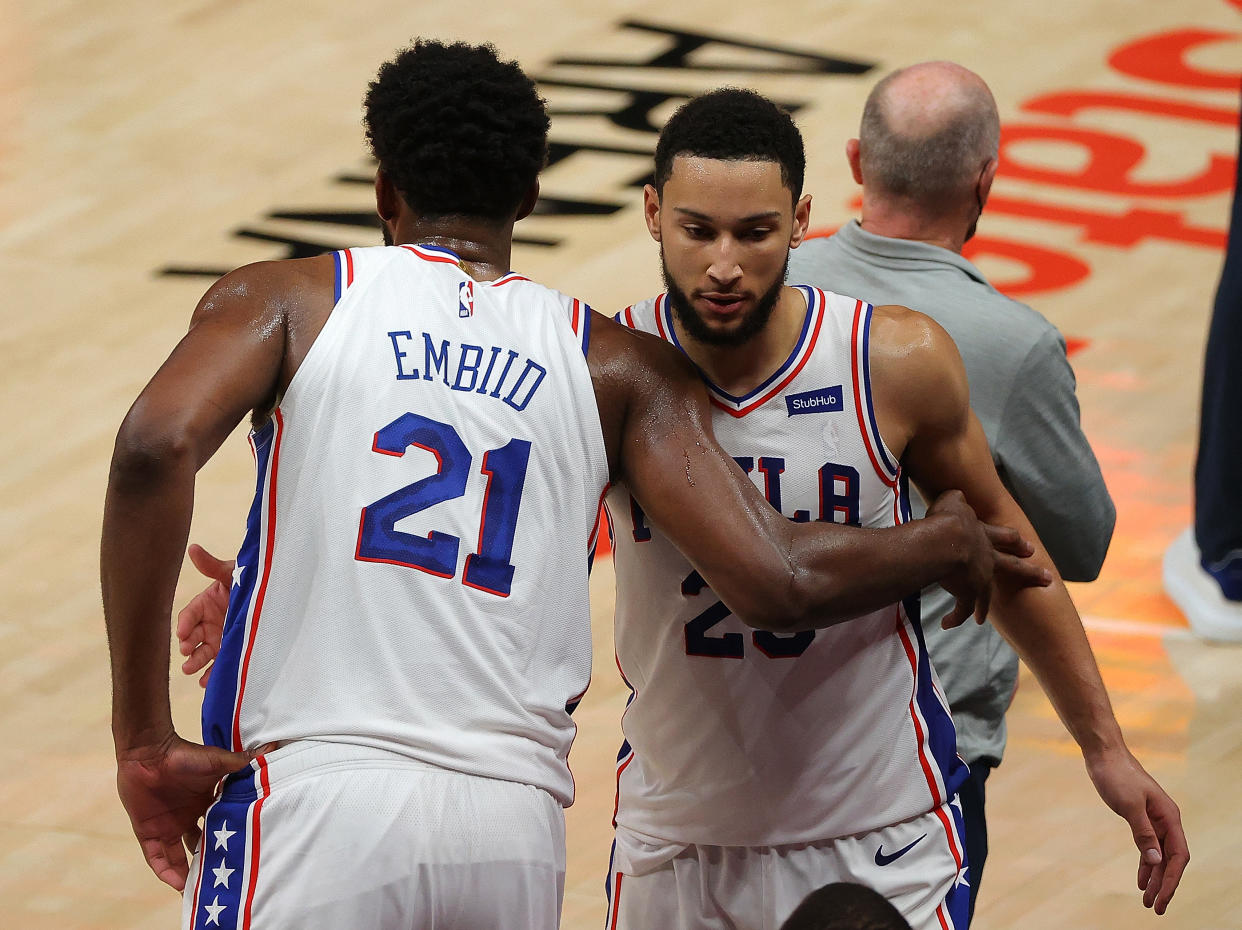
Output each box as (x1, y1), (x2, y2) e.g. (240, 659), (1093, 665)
(858, 195), (969, 254)
(674, 285), (809, 397)
(395, 216), (516, 281)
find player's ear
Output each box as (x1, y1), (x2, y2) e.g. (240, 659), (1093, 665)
(515, 181), (540, 222)
(790, 193), (812, 247)
(845, 138), (863, 185)
(643, 184), (662, 242)
(375, 170), (400, 226)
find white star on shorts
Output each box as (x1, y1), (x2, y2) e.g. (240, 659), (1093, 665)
(204, 895), (228, 926)
(213, 822), (236, 851)
(212, 859), (235, 888)
(954, 865), (971, 889)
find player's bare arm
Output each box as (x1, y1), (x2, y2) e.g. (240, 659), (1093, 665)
(586, 309), (1046, 634)
(867, 303), (1189, 915)
(102, 256), (333, 889)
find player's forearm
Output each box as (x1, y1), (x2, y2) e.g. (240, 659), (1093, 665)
(102, 433), (197, 752)
(975, 485), (1125, 755)
(770, 512), (973, 632)
(990, 575), (1125, 758)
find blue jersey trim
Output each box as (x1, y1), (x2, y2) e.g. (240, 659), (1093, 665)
(201, 420), (276, 750)
(331, 250), (343, 305)
(581, 302), (593, 359)
(666, 288), (817, 404)
(942, 799), (972, 927)
(905, 594), (969, 804)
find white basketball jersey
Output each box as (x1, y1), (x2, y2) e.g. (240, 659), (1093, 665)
(606, 287), (967, 845)
(202, 244), (609, 806)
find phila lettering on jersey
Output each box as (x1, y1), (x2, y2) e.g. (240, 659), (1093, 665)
(201, 244), (609, 806)
(606, 287), (968, 846)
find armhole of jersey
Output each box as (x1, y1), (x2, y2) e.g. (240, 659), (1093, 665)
(576, 301), (593, 359)
(331, 249), (355, 306)
(849, 299), (900, 487)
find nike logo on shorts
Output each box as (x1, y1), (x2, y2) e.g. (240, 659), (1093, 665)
(874, 833), (928, 866)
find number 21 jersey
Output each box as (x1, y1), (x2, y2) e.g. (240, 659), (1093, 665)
(202, 245), (609, 807)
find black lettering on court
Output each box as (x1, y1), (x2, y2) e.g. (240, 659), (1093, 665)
(158, 22), (876, 280)
(553, 20), (874, 76)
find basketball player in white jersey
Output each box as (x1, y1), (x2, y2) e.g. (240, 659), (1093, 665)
(598, 90), (1187, 929)
(102, 43), (1046, 930)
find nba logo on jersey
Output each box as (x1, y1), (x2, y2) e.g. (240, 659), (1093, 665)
(459, 280), (474, 318)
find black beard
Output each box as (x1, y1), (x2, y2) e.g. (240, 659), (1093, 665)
(382, 224), (394, 246)
(661, 250), (790, 348)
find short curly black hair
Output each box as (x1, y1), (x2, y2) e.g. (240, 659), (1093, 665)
(364, 40), (549, 222)
(653, 88), (805, 200)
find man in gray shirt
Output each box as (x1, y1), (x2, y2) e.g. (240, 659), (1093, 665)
(788, 61), (1116, 920)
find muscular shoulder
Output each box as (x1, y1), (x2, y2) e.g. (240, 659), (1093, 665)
(867, 304), (972, 453)
(190, 255), (337, 417)
(589, 310), (698, 385)
(588, 310), (708, 479)
(191, 255), (334, 327)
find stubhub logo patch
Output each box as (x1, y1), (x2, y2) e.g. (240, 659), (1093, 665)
(785, 385), (844, 416)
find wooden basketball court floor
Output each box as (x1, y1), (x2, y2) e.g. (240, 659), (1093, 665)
(2, 0), (1240, 926)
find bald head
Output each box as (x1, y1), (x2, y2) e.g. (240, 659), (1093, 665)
(858, 61), (999, 210)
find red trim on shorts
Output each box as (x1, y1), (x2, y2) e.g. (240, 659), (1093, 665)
(610, 872), (625, 929)
(933, 803), (964, 871)
(240, 756), (272, 928)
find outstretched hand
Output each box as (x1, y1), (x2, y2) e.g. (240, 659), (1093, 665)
(927, 490), (1050, 629)
(176, 544), (235, 688)
(116, 733), (253, 891)
(1086, 748), (1190, 915)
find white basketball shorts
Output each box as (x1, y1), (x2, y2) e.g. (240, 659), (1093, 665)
(182, 740), (566, 929)
(606, 798), (970, 930)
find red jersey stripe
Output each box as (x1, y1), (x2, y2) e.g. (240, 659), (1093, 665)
(850, 300), (898, 488)
(231, 410), (284, 751)
(896, 612), (944, 806)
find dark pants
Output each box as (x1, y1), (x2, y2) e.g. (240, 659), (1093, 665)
(958, 760), (994, 925)
(1194, 83), (1242, 599)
